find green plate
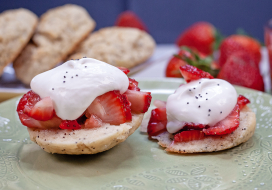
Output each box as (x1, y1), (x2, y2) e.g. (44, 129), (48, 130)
(0, 78), (271, 190)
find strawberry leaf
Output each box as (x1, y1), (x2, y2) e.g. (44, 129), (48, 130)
(176, 46), (219, 77)
(213, 29), (225, 51)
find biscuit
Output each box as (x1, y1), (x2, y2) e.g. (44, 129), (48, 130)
(13, 4), (96, 85)
(0, 8), (38, 76)
(28, 113), (143, 154)
(144, 106), (256, 153)
(68, 27), (156, 68)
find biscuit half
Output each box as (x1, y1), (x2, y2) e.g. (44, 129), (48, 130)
(13, 4), (96, 85)
(28, 114), (143, 154)
(148, 106), (256, 153)
(0, 8), (38, 75)
(68, 27), (156, 68)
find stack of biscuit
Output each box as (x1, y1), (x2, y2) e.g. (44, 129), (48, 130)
(0, 8), (38, 76)
(0, 4), (156, 86)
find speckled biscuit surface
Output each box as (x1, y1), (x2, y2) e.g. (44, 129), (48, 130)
(13, 4), (96, 85)
(69, 27), (156, 68)
(148, 106), (256, 153)
(0, 8), (38, 76)
(28, 114), (143, 154)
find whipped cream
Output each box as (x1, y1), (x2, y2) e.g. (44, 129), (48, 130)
(166, 78), (237, 133)
(30, 58), (129, 120)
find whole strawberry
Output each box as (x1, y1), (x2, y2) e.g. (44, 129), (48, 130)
(165, 49), (192, 77)
(217, 52), (264, 91)
(115, 11), (148, 32)
(165, 47), (219, 78)
(218, 35), (261, 68)
(176, 22), (216, 55)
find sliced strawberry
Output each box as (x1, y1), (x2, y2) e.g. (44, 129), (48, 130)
(17, 90), (41, 115)
(150, 107), (167, 121)
(203, 104), (240, 135)
(153, 100), (166, 108)
(147, 107), (167, 136)
(29, 97), (54, 121)
(17, 90), (61, 129)
(76, 114), (87, 125)
(124, 89), (152, 113)
(115, 11), (148, 32)
(84, 114), (102, 128)
(128, 78), (140, 91)
(86, 90), (132, 125)
(179, 65), (214, 83)
(19, 114), (61, 129)
(148, 122), (167, 137)
(237, 95), (250, 110)
(121, 93), (132, 121)
(59, 120), (81, 130)
(181, 123), (206, 130)
(118, 67), (130, 75)
(116, 68), (140, 91)
(174, 130), (205, 142)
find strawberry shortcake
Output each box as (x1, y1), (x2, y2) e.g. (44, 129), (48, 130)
(17, 58), (151, 154)
(144, 65), (256, 153)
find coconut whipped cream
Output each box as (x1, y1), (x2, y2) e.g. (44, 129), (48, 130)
(166, 78), (237, 133)
(30, 58), (129, 120)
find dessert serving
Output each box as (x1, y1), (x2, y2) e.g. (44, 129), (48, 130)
(17, 58), (151, 154)
(143, 65), (256, 153)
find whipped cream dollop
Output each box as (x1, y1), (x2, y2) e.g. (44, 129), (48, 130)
(31, 58), (129, 120)
(166, 78), (237, 133)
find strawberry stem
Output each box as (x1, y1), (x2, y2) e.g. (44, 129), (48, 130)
(176, 46), (219, 77)
(213, 29), (224, 51)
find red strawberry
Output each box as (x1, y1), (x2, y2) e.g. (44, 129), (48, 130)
(115, 11), (148, 32)
(120, 93), (132, 121)
(148, 122), (167, 137)
(176, 22), (216, 55)
(19, 114), (62, 129)
(128, 78), (140, 91)
(180, 123), (206, 130)
(203, 104), (240, 135)
(174, 130), (205, 142)
(217, 52), (264, 91)
(18, 90), (41, 115)
(85, 114), (102, 129)
(124, 89), (152, 113)
(218, 35), (261, 67)
(153, 100), (166, 108)
(76, 114), (87, 125)
(179, 65), (214, 82)
(116, 67), (141, 91)
(59, 120), (81, 130)
(166, 48), (219, 78)
(118, 67), (130, 75)
(86, 90), (132, 125)
(29, 97), (54, 121)
(147, 107), (167, 136)
(165, 49), (192, 77)
(17, 90), (61, 128)
(237, 95), (250, 110)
